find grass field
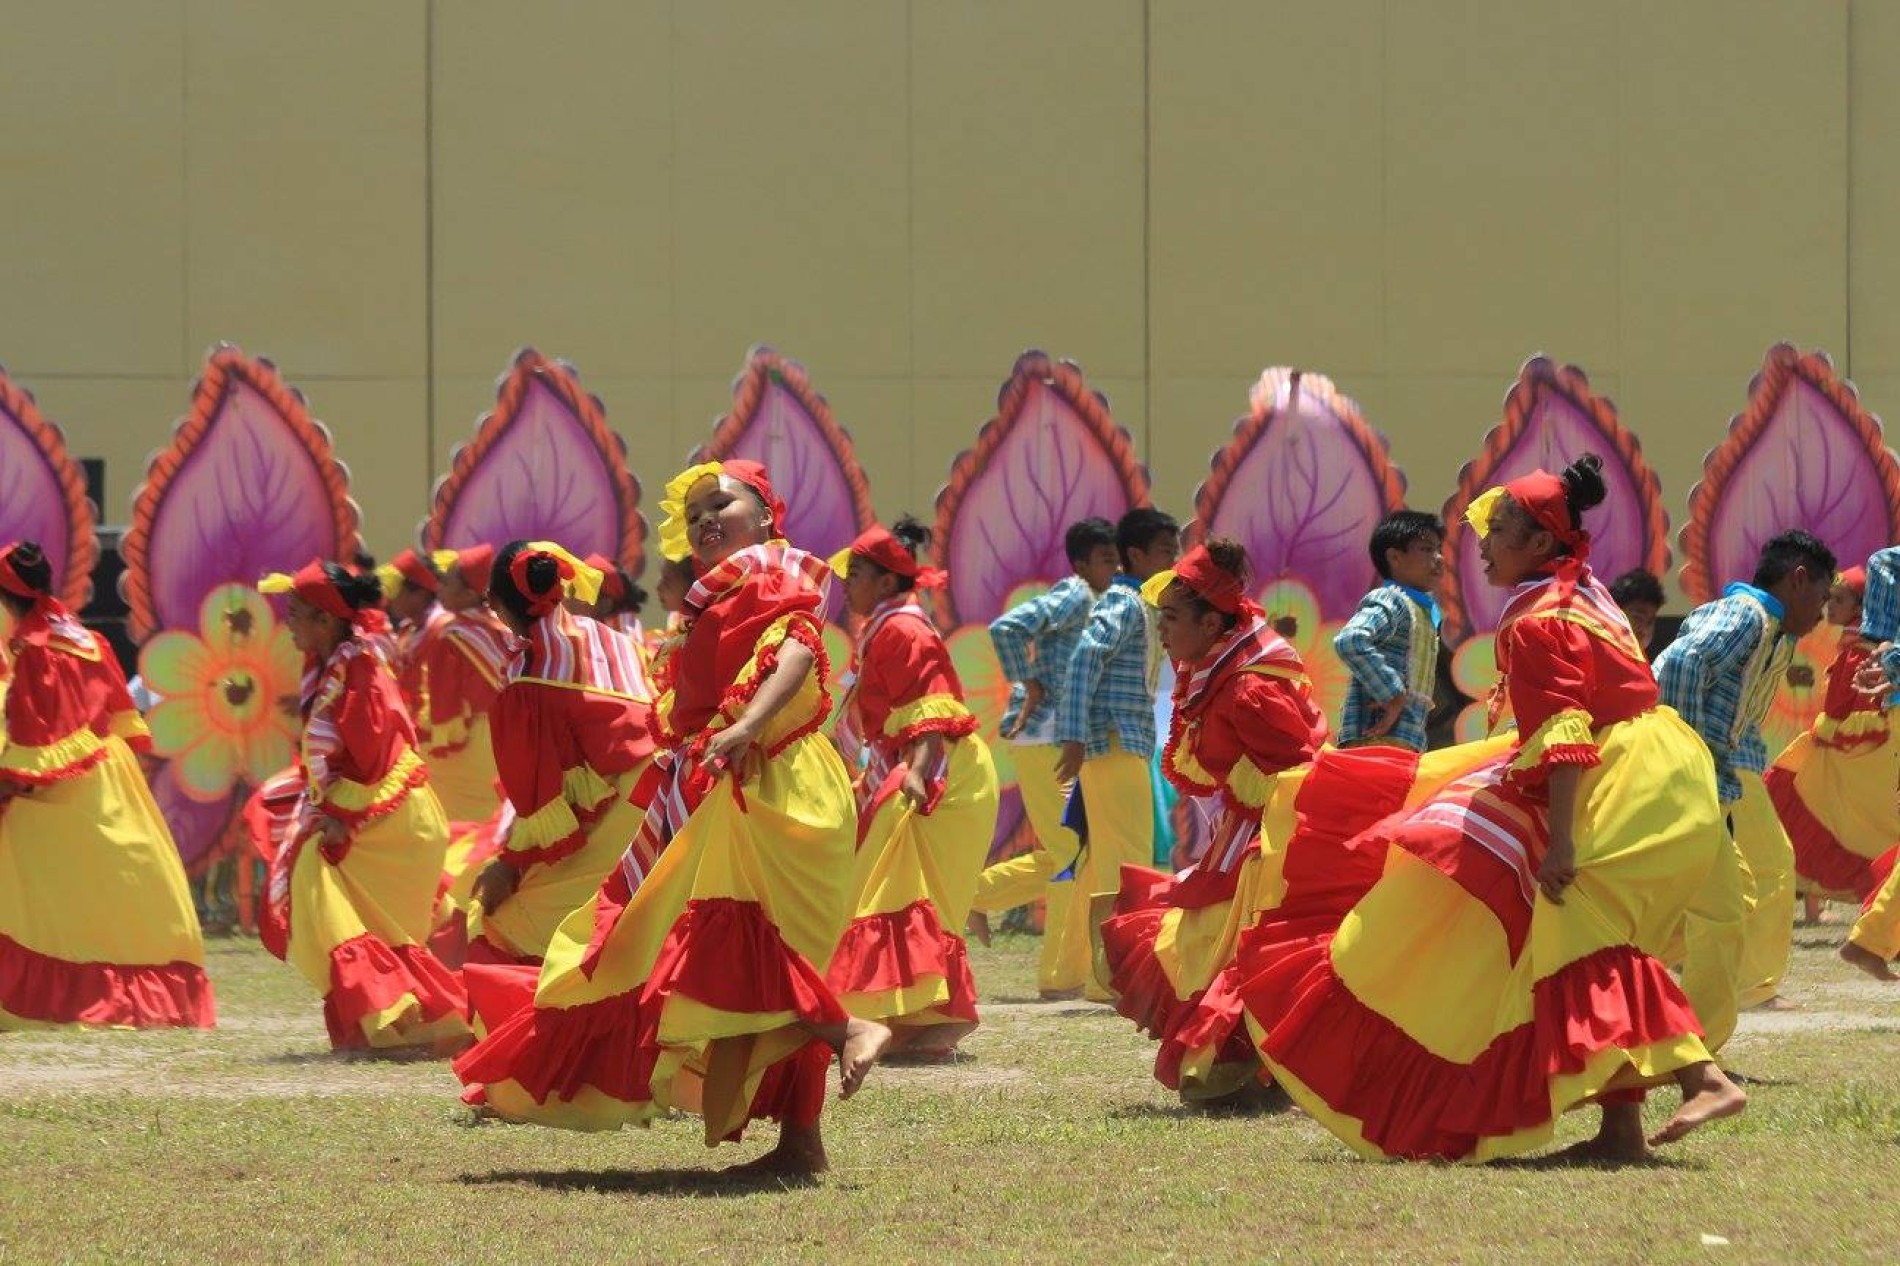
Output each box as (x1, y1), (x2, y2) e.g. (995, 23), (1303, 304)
(2, 925), (1898, 1264)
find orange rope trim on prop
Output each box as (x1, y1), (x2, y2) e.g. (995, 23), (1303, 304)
(930, 349), (1151, 627)
(423, 347), (647, 576)
(1679, 343), (1900, 604)
(123, 345), (362, 642)
(0, 365), (97, 609)
(692, 343), (877, 536)
(1186, 367), (1406, 548)
(1438, 356), (1669, 647)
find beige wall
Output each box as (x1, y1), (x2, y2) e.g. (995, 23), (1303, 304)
(0, 0), (1885, 598)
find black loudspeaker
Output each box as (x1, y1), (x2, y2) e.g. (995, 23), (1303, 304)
(83, 528), (140, 678)
(80, 457), (105, 515)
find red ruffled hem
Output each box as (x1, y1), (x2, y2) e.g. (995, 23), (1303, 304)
(1101, 865), (1190, 1041)
(1263, 944), (1703, 1160)
(825, 898), (978, 1023)
(323, 934), (467, 1050)
(0, 931), (215, 1029)
(1766, 766), (1887, 901)
(455, 896), (845, 1136)
(3, 743), (110, 788)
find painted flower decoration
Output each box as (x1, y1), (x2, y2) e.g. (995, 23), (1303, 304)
(141, 584), (302, 802)
(1255, 577), (1351, 727)
(1450, 634), (1499, 743)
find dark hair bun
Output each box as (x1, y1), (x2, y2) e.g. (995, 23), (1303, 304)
(891, 515), (932, 556)
(2, 541), (54, 595)
(1203, 536), (1251, 587)
(326, 562), (383, 612)
(1561, 453), (1607, 516)
(523, 552), (561, 596)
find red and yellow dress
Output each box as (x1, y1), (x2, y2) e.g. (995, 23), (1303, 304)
(1249, 566), (1724, 1161)
(1100, 611), (1503, 1100)
(464, 609), (656, 969)
(1766, 630), (1898, 903)
(419, 608), (512, 824)
(260, 634), (469, 1051)
(0, 602), (215, 1029)
(455, 542), (858, 1143)
(825, 595), (998, 1041)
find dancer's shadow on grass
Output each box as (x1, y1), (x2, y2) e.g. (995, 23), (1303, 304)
(460, 1167), (849, 1195)
(1488, 1149), (1710, 1173)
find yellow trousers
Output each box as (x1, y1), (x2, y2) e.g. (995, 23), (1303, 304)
(1730, 771), (1795, 1007)
(1076, 737), (1155, 1002)
(971, 743), (1086, 992)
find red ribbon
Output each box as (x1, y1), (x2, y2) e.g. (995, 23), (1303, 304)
(721, 460), (788, 534)
(509, 548), (573, 618)
(1172, 546), (1261, 618)
(1503, 470), (1589, 559)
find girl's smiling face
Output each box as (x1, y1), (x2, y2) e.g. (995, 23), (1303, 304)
(685, 475), (772, 567)
(1477, 495), (1556, 589)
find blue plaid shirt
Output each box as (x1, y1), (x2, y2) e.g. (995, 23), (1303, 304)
(1056, 576), (1160, 760)
(1864, 548), (1900, 698)
(990, 576), (1097, 742)
(1333, 583), (1440, 751)
(1653, 582), (1793, 804)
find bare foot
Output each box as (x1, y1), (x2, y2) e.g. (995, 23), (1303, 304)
(727, 1124), (828, 1177)
(838, 1018), (892, 1099)
(965, 910), (992, 948)
(1840, 941), (1898, 982)
(1549, 1100), (1649, 1163)
(1650, 1063), (1746, 1147)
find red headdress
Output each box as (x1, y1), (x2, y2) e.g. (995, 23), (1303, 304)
(828, 525), (947, 589)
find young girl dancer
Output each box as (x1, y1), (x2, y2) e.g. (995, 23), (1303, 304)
(420, 545), (513, 824)
(455, 460), (889, 1176)
(824, 519), (999, 1056)
(258, 561), (469, 1053)
(0, 541), (215, 1029)
(1242, 457), (1745, 1161)
(463, 542), (656, 971)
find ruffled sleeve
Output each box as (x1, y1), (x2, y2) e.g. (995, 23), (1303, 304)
(310, 653), (425, 825)
(1502, 616), (1602, 782)
(490, 683), (619, 868)
(1208, 669), (1327, 813)
(861, 618), (976, 747)
(715, 612), (832, 753)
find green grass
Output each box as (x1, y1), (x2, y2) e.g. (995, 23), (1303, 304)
(2, 927), (1898, 1264)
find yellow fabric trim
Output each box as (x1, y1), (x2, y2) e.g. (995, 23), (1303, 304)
(320, 747), (425, 814)
(657, 461), (727, 563)
(109, 710), (150, 742)
(429, 549), (461, 574)
(508, 764), (617, 855)
(1818, 710), (1889, 745)
(430, 711), (474, 752)
(1225, 754), (1284, 810)
(883, 693), (972, 738)
(1140, 570), (1177, 607)
(0, 725), (105, 779)
(828, 546), (853, 578)
(1510, 707), (1597, 773)
(1168, 734), (1215, 787)
(1466, 486), (1507, 538)
(258, 572), (296, 595)
(511, 675), (649, 705)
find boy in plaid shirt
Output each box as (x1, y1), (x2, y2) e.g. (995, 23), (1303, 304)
(1841, 546), (1900, 977)
(1055, 507), (1181, 1002)
(1657, 529), (1835, 1037)
(1333, 510), (1445, 750)
(966, 517), (1120, 998)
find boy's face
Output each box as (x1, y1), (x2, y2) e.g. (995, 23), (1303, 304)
(1825, 583), (1863, 630)
(1072, 544), (1120, 593)
(1385, 535), (1445, 594)
(1124, 530), (1181, 583)
(1620, 600), (1660, 651)
(1776, 566), (1831, 638)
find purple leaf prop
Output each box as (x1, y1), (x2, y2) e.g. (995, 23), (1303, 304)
(0, 367), (96, 608)
(933, 352), (1151, 627)
(695, 346), (874, 564)
(427, 350), (646, 572)
(1191, 369), (1406, 622)
(1682, 345), (1900, 603)
(149, 759), (240, 877)
(1440, 357), (1669, 644)
(123, 348), (362, 642)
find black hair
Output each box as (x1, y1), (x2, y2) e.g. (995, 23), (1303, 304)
(1, 540), (54, 599)
(1368, 510), (1444, 580)
(320, 561), (383, 612)
(1115, 507), (1179, 571)
(1180, 537), (1249, 632)
(1558, 454), (1607, 531)
(877, 516), (933, 593)
(350, 547), (378, 575)
(1608, 568), (1665, 609)
(1064, 517), (1117, 565)
(1753, 530), (1838, 591)
(488, 540), (562, 624)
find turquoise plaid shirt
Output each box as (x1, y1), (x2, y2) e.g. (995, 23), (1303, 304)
(1864, 547), (1900, 698)
(1654, 582), (1792, 804)
(1056, 576), (1159, 760)
(990, 576), (1096, 741)
(1333, 583), (1440, 751)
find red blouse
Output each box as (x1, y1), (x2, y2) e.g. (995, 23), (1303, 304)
(1, 612), (146, 785)
(854, 611), (976, 760)
(421, 611), (513, 754)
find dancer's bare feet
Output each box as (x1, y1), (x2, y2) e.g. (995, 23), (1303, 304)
(837, 1017), (892, 1099)
(1550, 1100), (1650, 1163)
(1651, 1062), (1746, 1147)
(727, 1122), (828, 1177)
(966, 910), (992, 948)
(1840, 941), (1898, 981)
